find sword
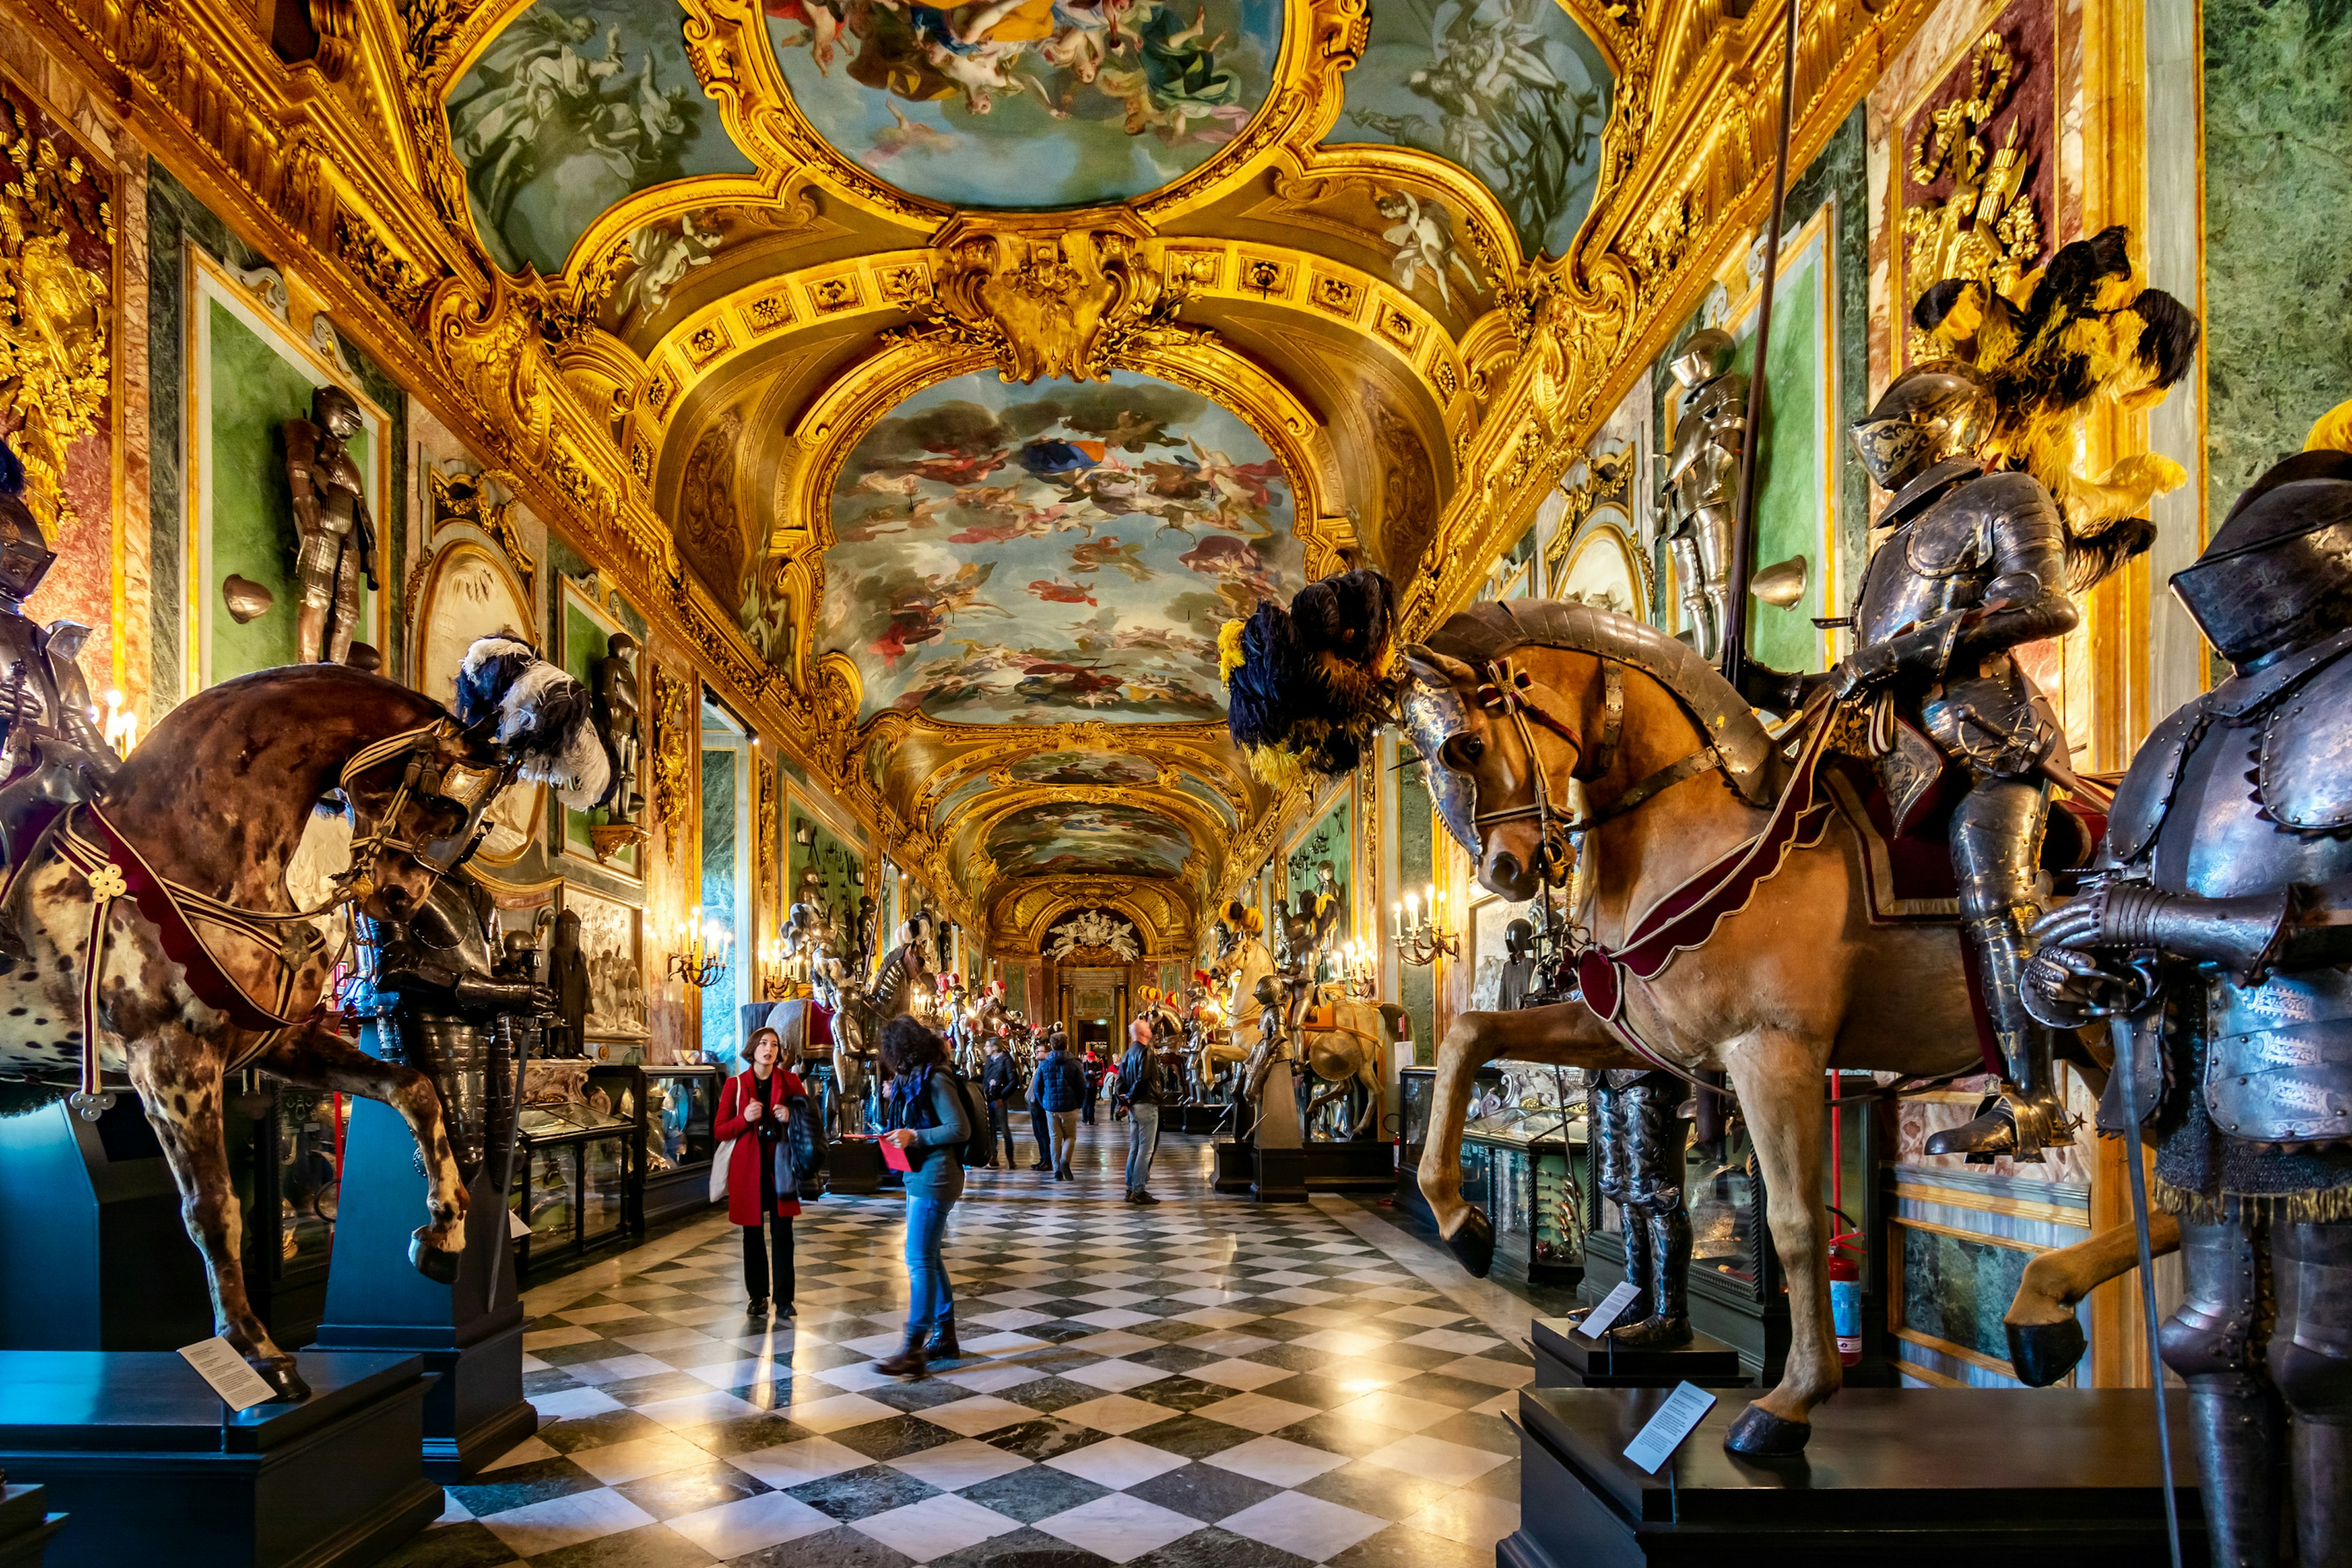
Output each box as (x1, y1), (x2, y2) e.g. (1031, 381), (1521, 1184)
(2109, 993), (2182, 1568)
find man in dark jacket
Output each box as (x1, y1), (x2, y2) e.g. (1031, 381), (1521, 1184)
(1031, 1033), (1089, 1180)
(1113, 1019), (1166, 1204)
(980, 1033), (1019, 1169)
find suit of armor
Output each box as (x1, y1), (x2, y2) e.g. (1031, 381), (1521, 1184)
(347, 876), (552, 1182)
(2025, 450), (2352, 1567)
(1842, 368), (2080, 1161)
(283, 385), (380, 665)
(594, 633), (643, 824)
(0, 488), (121, 871)
(1662, 328), (1748, 662)
(1591, 1068), (1694, 1348)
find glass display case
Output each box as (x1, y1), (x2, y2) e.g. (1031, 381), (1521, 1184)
(589, 1062), (722, 1228)
(227, 1074), (350, 1345)
(510, 1061), (638, 1278)
(1458, 1062), (1586, 1287)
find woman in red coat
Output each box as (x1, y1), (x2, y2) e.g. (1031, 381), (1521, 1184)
(715, 1026), (805, 1319)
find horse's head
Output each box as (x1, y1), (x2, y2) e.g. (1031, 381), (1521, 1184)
(341, 634), (611, 922)
(1400, 643), (1598, 902)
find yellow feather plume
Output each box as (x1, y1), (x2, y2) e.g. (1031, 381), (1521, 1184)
(2308, 398), (2352, 454)
(1218, 618), (1248, 682)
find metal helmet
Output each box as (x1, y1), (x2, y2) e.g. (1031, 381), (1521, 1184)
(0, 488), (57, 603)
(2170, 450), (2352, 669)
(312, 383), (364, 439)
(1847, 364), (1995, 492)
(1668, 327), (1736, 391)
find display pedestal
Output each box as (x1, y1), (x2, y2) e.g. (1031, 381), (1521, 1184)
(829, 1137), (884, 1195)
(311, 1099), (537, 1480)
(0, 1485), (64, 1567)
(0, 1350), (441, 1568)
(1212, 1137), (1255, 1193)
(1251, 1062), (1306, 1203)
(0, 1098), (212, 1351)
(1502, 1385), (2203, 1568)
(1300, 1140), (1392, 1191)
(1177, 1104), (1224, 1136)
(1532, 1317), (1747, 1390)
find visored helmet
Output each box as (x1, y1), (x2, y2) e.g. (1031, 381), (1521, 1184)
(1847, 364), (1994, 492)
(2171, 450), (2352, 669)
(0, 489), (57, 603)
(1669, 327), (1736, 391)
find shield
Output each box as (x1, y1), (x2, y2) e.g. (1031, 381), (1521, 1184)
(1400, 674), (1481, 857)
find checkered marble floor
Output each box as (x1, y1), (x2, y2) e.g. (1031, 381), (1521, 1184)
(385, 1128), (1532, 1568)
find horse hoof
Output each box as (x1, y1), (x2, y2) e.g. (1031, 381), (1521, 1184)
(2005, 1316), (2087, 1388)
(1724, 1403), (1811, 1457)
(260, 1360), (312, 1402)
(1445, 1208), (1497, 1279)
(410, 1232), (461, 1284)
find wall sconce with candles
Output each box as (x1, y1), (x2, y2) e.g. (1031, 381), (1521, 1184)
(668, 907), (733, 990)
(1392, 883), (1458, 968)
(1338, 939), (1380, 997)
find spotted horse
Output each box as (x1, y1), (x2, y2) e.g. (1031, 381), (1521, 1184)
(0, 639), (607, 1400)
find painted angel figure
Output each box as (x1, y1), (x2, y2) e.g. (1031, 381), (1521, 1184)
(1376, 189), (1482, 307)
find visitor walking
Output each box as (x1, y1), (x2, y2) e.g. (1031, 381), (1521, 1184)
(1027, 1025), (1058, 1170)
(981, 1033), (1019, 1169)
(715, 1025), (812, 1318)
(1031, 1031), (1088, 1180)
(1080, 1045), (1106, 1125)
(875, 1015), (969, 1378)
(1114, 1017), (1165, 1205)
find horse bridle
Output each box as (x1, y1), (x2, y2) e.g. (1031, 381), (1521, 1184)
(338, 720), (518, 898)
(1463, 654), (1731, 884)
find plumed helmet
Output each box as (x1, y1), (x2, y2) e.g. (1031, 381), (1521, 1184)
(1847, 364), (1995, 492)
(1668, 326), (1736, 390)
(2170, 450), (2352, 669)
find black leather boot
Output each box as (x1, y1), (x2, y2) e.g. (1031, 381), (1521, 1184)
(874, 1333), (928, 1379)
(2162, 1216), (2281, 1567)
(1614, 1205), (1694, 1350)
(925, 1317), (960, 1362)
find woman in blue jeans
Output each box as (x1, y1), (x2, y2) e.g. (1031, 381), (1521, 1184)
(875, 1014), (969, 1378)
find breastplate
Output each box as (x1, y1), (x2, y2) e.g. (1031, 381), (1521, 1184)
(2150, 701), (2352, 1145)
(1855, 486), (1995, 646)
(1666, 379), (1743, 518)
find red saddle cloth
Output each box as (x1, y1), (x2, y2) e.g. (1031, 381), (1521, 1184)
(1822, 753), (2113, 920)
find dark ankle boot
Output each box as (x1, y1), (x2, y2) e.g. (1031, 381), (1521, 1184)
(925, 1317), (960, 1361)
(874, 1335), (928, 1379)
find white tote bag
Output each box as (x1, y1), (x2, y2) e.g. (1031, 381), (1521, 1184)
(709, 1136), (737, 1204)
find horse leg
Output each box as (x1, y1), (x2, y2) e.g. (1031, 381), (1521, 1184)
(127, 1041), (309, 1400)
(1419, 1012), (1501, 1277)
(1352, 1053), (1382, 1139)
(1722, 1029), (1837, 1455)
(2005, 1210), (2183, 1386)
(250, 1022), (468, 1281)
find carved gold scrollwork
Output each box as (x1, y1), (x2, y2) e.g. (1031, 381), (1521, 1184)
(886, 224), (1210, 385)
(428, 466), (535, 595)
(647, 659), (693, 835)
(0, 102), (110, 537)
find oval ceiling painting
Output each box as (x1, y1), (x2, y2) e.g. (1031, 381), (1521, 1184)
(447, 0), (757, 276)
(1328, 0), (1611, 259)
(988, 801), (1193, 878)
(766, 0), (1281, 207)
(819, 368), (1304, 722)
(1011, 749), (1160, 786)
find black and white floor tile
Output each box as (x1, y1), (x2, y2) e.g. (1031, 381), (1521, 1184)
(385, 1125), (1532, 1568)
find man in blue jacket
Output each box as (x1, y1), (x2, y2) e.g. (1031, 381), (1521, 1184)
(1031, 1031), (1089, 1180)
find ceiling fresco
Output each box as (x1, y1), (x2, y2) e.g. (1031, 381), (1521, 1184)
(1174, 768), (1239, 829)
(1328, 0), (1611, 258)
(771, 0), (1283, 207)
(816, 369), (1304, 723)
(447, 0), (756, 275)
(986, 801), (1195, 879)
(1009, 748), (1162, 785)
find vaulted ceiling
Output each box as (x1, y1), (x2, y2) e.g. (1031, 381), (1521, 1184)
(77, 0), (1936, 951)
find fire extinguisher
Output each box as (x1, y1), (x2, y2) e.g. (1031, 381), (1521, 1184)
(1826, 1072), (1864, 1368)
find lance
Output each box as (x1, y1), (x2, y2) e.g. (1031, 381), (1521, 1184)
(1721, 0), (1801, 697)
(2112, 987), (2184, 1568)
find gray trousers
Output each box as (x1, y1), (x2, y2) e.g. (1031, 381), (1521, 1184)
(1046, 1109), (1080, 1174)
(1125, 1102), (1161, 1196)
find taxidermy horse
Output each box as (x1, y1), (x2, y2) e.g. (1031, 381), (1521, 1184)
(0, 646), (606, 1399)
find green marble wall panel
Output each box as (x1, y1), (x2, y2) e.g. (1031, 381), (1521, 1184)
(1898, 1226), (2032, 1365)
(2204, 0), (2352, 516)
(1398, 765), (1435, 1065)
(700, 745), (738, 1061)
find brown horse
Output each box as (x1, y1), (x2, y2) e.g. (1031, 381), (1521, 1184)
(0, 655), (592, 1398)
(1402, 601), (2000, 1454)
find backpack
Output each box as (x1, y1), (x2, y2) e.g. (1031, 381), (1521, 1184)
(892, 1065), (992, 1169)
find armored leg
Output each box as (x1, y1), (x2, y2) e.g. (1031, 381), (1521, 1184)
(2160, 1213), (2283, 1568)
(2270, 1220), (2352, 1567)
(1591, 1078), (1654, 1323)
(1691, 505), (1735, 672)
(1613, 1076), (1694, 1350)
(1925, 776), (2073, 1161)
(328, 546), (363, 665)
(1668, 532), (1717, 661)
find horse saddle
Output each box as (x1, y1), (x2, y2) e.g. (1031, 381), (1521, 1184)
(1301, 1000), (1338, 1031)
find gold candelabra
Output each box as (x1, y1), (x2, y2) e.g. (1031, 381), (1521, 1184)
(1391, 884), (1458, 968)
(668, 907), (733, 990)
